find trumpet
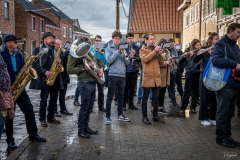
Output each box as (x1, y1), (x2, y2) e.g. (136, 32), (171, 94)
(197, 46), (213, 55)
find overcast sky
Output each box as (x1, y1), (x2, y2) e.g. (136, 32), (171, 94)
(31, 0), (130, 42)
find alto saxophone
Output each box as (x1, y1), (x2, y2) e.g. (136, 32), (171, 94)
(46, 45), (64, 86)
(11, 49), (38, 102)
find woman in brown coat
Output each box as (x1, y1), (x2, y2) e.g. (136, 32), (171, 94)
(140, 33), (165, 125)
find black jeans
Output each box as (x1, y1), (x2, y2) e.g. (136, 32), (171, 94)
(5, 90), (38, 143)
(78, 82), (96, 132)
(169, 71), (183, 104)
(142, 87), (160, 118)
(97, 82), (104, 109)
(216, 87), (238, 140)
(199, 73), (217, 120)
(158, 87), (167, 107)
(106, 76), (125, 117)
(124, 72), (138, 107)
(39, 82), (59, 122)
(180, 72), (200, 110)
(54, 84), (68, 112)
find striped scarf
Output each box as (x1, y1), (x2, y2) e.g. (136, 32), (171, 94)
(0, 54), (11, 92)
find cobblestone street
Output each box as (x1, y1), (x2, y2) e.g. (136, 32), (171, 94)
(1, 76), (240, 160)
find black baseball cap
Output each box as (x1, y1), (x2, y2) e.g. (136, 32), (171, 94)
(4, 34), (21, 43)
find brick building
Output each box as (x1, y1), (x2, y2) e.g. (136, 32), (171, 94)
(178, 0), (217, 51)
(128, 0), (183, 44)
(0, 0), (15, 50)
(72, 19), (91, 41)
(15, 0), (48, 55)
(32, 0), (73, 43)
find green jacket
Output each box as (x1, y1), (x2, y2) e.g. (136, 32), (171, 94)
(67, 55), (104, 82)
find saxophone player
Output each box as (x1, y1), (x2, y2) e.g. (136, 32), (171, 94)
(1, 34), (46, 151)
(30, 32), (63, 127)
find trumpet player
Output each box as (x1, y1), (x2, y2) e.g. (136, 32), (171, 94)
(105, 30), (130, 125)
(140, 33), (165, 125)
(123, 32), (140, 111)
(30, 32), (62, 127)
(89, 35), (107, 112)
(1, 34), (46, 151)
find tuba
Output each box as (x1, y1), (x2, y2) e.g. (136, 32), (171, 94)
(70, 38), (105, 84)
(46, 45), (64, 86)
(11, 48), (38, 102)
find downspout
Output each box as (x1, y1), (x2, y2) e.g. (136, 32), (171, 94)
(199, 0), (202, 40)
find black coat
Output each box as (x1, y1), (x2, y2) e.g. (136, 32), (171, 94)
(29, 44), (64, 90)
(59, 50), (70, 84)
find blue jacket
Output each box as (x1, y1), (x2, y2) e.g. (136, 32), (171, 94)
(90, 45), (107, 67)
(0, 47), (24, 85)
(106, 44), (130, 77)
(212, 35), (240, 88)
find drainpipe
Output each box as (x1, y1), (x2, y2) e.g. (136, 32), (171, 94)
(199, 0), (202, 40)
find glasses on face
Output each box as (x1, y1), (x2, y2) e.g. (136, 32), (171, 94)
(113, 37), (121, 41)
(12, 40), (20, 44)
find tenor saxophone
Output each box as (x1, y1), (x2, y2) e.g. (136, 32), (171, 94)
(46, 45), (64, 86)
(11, 50), (38, 102)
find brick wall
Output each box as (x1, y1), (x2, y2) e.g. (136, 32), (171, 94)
(60, 19), (73, 43)
(45, 25), (61, 40)
(181, 0), (217, 51)
(133, 33), (174, 43)
(0, 0), (15, 35)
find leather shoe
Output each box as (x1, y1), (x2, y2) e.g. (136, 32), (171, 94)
(190, 108), (197, 114)
(78, 131), (90, 138)
(7, 140), (18, 151)
(54, 111), (61, 117)
(152, 116), (165, 123)
(40, 120), (48, 127)
(99, 108), (106, 112)
(142, 117), (151, 125)
(29, 135), (47, 142)
(47, 118), (61, 124)
(180, 110), (185, 114)
(61, 110), (73, 115)
(129, 106), (138, 110)
(85, 127), (98, 134)
(228, 137), (240, 146)
(216, 138), (235, 148)
(74, 100), (81, 106)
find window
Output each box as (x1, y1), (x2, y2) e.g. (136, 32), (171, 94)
(195, 3), (199, 22)
(32, 16), (35, 31)
(185, 12), (189, 28)
(31, 40), (36, 54)
(40, 19), (44, 33)
(203, 0), (215, 18)
(69, 27), (72, 38)
(190, 8), (194, 24)
(63, 27), (66, 38)
(4, 1), (9, 19)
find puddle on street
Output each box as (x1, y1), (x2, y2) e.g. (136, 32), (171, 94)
(66, 131), (78, 144)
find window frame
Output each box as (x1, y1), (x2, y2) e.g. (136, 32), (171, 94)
(4, 1), (9, 20)
(195, 3), (199, 22)
(40, 19), (44, 33)
(185, 12), (190, 28)
(190, 7), (194, 25)
(63, 27), (66, 38)
(32, 16), (36, 31)
(69, 27), (72, 38)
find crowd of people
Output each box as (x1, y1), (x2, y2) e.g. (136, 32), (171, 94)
(1, 23), (240, 153)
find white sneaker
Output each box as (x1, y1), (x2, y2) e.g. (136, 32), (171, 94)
(210, 120), (216, 125)
(201, 120), (211, 126)
(118, 114), (130, 122)
(105, 117), (111, 125)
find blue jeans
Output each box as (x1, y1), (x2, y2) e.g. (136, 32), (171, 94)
(74, 86), (80, 101)
(137, 70), (152, 100)
(77, 82), (96, 132)
(106, 76), (126, 117)
(0, 116), (6, 139)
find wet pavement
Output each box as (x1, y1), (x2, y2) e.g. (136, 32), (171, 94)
(1, 76), (240, 160)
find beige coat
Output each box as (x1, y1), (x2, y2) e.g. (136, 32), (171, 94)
(140, 45), (164, 88)
(160, 62), (170, 87)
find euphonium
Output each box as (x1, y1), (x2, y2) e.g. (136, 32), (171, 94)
(11, 49), (38, 102)
(46, 45), (64, 86)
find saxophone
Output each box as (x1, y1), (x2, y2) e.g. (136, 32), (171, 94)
(11, 49), (38, 102)
(46, 45), (64, 86)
